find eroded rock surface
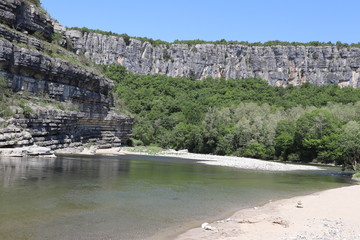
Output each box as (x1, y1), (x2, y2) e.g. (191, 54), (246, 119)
(0, 0), (133, 155)
(67, 30), (360, 87)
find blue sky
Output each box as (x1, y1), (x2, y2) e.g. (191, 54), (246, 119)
(41, 0), (359, 44)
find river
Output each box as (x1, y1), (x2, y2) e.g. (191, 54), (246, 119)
(0, 155), (352, 240)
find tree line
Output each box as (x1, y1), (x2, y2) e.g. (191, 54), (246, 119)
(68, 27), (360, 48)
(100, 65), (360, 171)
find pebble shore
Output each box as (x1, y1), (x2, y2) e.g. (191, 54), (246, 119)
(157, 150), (323, 171)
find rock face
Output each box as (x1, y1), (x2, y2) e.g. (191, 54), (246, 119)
(66, 30), (360, 87)
(0, 0), (133, 153)
(0, 39), (114, 113)
(0, 0), (54, 41)
(0, 109), (132, 151)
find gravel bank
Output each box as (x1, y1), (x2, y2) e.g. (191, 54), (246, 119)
(55, 147), (323, 171)
(157, 150), (323, 171)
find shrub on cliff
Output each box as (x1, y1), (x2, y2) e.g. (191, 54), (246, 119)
(27, 0), (41, 7)
(99, 64), (128, 83)
(0, 76), (13, 119)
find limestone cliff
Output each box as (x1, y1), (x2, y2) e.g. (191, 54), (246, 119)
(0, 0), (133, 154)
(0, 0), (54, 41)
(66, 30), (360, 88)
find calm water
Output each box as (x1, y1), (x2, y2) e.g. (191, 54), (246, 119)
(0, 155), (352, 240)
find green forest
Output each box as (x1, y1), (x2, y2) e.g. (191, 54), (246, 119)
(100, 65), (360, 171)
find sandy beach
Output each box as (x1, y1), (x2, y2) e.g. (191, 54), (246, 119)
(174, 185), (360, 240)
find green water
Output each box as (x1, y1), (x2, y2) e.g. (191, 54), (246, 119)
(0, 155), (352, 240)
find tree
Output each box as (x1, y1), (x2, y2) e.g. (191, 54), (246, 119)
(167, 123), (198, 150)
(132, 117), (154, 146)
(100, 64), (128, 83)
(274, 120), (296, 161)
(215, 133), (235, 155)
(242, 140), (271, 159)
(338, 121), (360, 171)
(294, 109), (340, 162)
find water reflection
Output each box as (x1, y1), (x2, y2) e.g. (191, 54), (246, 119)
(0, 157), (54, 187)
(0, 156), (130, 188)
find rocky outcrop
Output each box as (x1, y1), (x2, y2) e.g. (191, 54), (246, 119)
(0, 0), (54, 41)
(0, 0), (133, 154)
(0, 38), (113, 113)
(0, 109), (132, 151)
(66, 30), (360, 87)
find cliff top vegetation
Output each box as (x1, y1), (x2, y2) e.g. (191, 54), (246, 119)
(69, 26), (360, 48)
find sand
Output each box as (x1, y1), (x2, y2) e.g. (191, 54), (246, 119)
(174, 185), (360, 240)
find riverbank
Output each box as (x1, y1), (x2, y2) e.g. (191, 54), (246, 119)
(156, 149), (322, 171)
(56, 147), (322, 171)
(70, 147), (322, 171)
(174, 184), (360, 240)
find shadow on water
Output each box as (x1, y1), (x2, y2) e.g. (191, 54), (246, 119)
(0, 154), (353, 240)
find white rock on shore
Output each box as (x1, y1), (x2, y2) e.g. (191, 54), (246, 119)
(0, 145), (54, 157)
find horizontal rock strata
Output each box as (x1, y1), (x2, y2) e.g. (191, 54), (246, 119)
(0, 110), (132, 151)
(0, 0), (133, 154)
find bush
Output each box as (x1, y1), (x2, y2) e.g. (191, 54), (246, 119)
(287, 153), (300, 162)
(32, 31), (46, 41)
(242, 141), (270, 159)
(127, 138), (144, 147)
(27, 0), (41, 7)
(86, 140), (94, 148)
(0, 106), (13, 119)
(312, 53), (319, 60)
(99, 64), (128, 83)
(0, 76), (13, 118)
(122, 34), (131, 46)
(0, 76), (9, 94)
(51, 32), (63, 44)
(18, 100), (34, 117)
